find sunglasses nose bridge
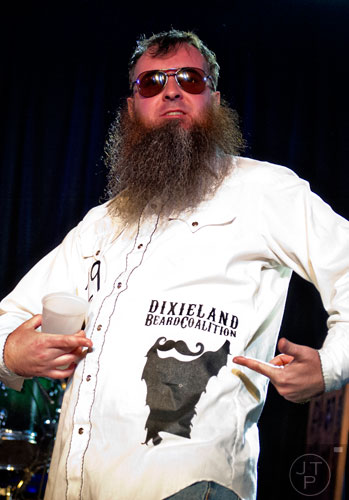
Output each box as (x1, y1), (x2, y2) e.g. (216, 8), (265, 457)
(162, 71), (184, 98)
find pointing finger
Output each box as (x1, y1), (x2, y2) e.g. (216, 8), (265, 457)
(233, 355), (284, 381)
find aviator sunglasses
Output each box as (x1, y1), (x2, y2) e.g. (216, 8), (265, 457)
(132, 67), (214, 98)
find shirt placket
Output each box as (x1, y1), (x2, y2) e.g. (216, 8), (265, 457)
(65, 216), (159, 500)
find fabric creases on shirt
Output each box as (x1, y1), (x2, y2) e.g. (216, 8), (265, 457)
(0, 157), (348, 500)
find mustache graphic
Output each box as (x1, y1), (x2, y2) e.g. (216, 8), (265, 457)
(153, 337), (204, 357)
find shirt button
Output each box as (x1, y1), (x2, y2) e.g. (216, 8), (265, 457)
(97, 324), (102, 331)
(86, 375), (91, 382)
(117, 282), (122, 289)
(96, 250), (100, 256)
(137, 244), (143, 249)
(192, 221), (199, 227)
(78, 428), (84, 435)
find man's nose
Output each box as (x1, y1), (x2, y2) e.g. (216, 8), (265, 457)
(163, 75), (183, 100)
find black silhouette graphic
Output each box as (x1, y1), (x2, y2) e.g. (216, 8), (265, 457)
(142, 337), (230, 445)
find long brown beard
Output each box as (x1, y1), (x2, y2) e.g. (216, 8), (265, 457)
(105, 100), (245, 223)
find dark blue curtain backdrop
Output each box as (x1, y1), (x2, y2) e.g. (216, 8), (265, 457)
(0, 1), (348, 499)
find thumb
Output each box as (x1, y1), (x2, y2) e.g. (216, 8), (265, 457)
(277, 337), (301, 358)
(23, 314), (42, 330)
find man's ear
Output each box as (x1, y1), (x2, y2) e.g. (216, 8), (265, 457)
(127, 97), (134, 118)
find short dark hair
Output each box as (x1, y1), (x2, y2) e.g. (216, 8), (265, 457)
(128, 29), (220, 91)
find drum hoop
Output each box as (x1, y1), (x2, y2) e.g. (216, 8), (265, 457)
(0, 429), (37, 444)
(0, 464), (23, 471)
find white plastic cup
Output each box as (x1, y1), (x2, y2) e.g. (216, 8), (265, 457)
(42, 292), (88, 369)
(42, 292), (88, 334)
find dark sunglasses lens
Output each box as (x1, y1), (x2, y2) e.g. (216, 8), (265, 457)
(177, 68), (206, 94)
(138, 71), (166, 97)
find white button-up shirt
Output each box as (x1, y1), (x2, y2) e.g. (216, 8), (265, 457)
(0, 158), (348, 500)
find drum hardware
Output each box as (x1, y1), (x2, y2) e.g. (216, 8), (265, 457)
(0, 410), (7, 426)
(0, 463), (43, 499)
(0, 486), (13, 498)
(0, 378), (64, 498)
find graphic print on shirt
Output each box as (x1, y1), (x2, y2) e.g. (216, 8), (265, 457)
(142, 337), (230, 446)
(145, 299), (239, 338)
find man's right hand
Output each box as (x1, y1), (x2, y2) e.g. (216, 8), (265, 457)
(4, 314), (93, 379)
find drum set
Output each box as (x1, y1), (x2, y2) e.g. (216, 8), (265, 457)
(0, 379), (64, 499)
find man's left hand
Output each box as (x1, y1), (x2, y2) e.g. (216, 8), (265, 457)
(233, 338), (325, 403)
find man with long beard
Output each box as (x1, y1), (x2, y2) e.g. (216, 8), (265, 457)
(0, 30), (348, 500)
(105, 98), (242, 224)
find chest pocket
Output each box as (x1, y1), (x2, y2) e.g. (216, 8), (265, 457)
(162, 204), (239, 279)
(168, 199), (238, 234)
(168, 215), (237, 233)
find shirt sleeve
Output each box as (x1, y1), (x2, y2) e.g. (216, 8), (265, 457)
(0, 223), (86, 390)
(259, 167), (349, 392)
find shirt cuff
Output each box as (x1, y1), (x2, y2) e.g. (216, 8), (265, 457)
(0, 326), (25, 391)
(318, 326), (349, 392)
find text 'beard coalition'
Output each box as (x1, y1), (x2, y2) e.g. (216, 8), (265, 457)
(145, 299), (239, 338)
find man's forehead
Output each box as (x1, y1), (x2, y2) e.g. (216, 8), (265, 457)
(133, 44), (207, 76)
